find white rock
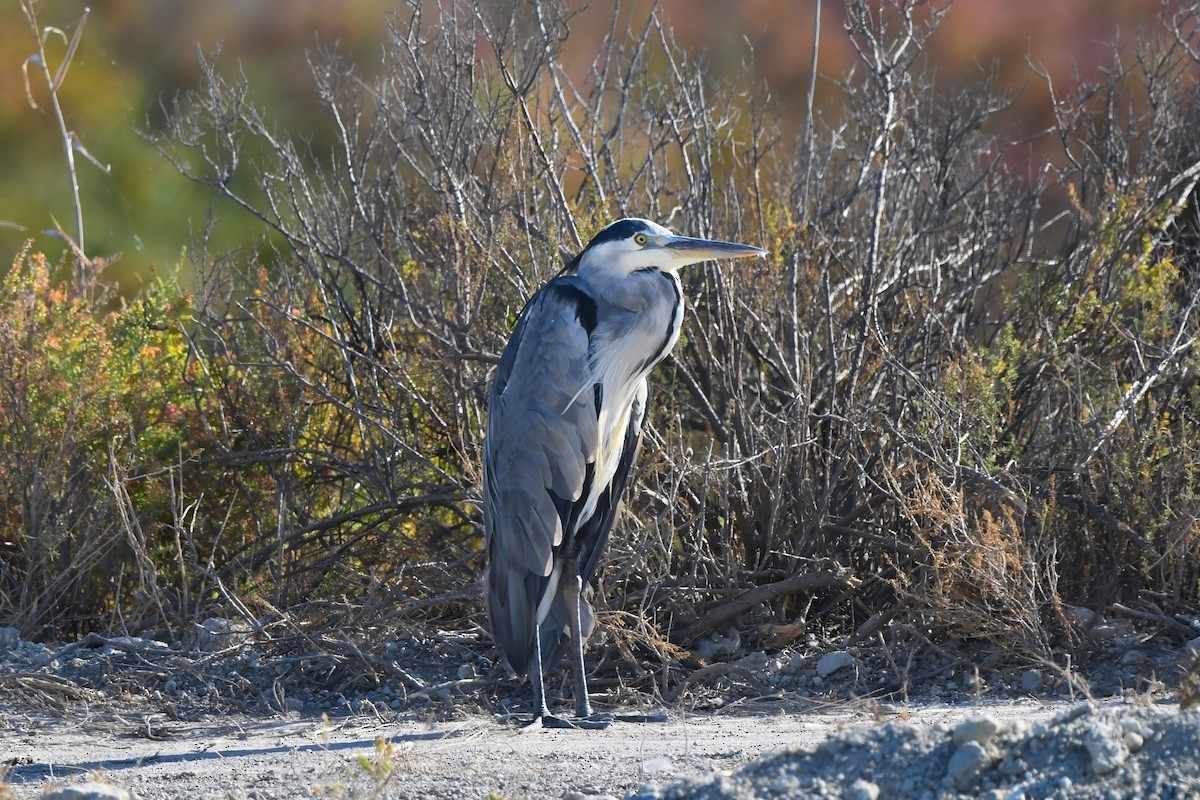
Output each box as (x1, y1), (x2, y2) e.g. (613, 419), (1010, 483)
(1084, 722), (1129, 775)
(43, 783), (134, 800)
(642, 756), (673, 773)
(953, 715), (1004, 745)
(627, 780), (661, 800)
(816, 651), (855, 677)
(845, 778), (880, 800)
(1119, 716), (1151, 738)
(1061, 703), (1095, 723)
(945, 741), (995, 790)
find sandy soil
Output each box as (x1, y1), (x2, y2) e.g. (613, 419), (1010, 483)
(3, 699), (1070, 799)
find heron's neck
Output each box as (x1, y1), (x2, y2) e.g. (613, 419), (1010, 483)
(580, 263), (679, 313)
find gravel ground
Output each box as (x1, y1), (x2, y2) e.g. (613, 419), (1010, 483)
(2, 622), (1199, 798)
(662, 703), (1200, 800)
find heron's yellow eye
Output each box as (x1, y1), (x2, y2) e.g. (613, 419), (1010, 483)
(634, 233), (649, 246)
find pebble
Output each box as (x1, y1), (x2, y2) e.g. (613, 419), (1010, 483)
(816, 651), (855, 677)
(1020, 669), (1043, 693)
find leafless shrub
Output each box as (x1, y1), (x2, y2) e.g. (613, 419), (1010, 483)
(118, 0), (1200, 678)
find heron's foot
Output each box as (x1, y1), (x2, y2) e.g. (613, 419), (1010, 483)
(565, 713), (614, 730)
(499, 713), (614, 731)
(613, 711), (669, 724)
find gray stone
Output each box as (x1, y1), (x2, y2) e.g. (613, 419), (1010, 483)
(816, 650), (855, 677)
(1020, 669), (1043, 693)
(734, 651), (768, 671)
(1119, 649), (1149, 666)
(694, 628), (741, 662)
(1065, 606), (1099, 629)
(195, 617), (249, 652)
(0, 625), (18, 651)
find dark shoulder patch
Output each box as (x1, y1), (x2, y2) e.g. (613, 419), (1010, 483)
(547, 278), (599, 334)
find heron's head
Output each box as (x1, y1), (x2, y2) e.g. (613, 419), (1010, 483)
(575, 218), (766, 279)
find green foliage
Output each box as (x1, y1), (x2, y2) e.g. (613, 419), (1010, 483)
(0, 247), (199, 635)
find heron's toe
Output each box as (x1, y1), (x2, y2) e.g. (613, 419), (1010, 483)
(614, 712), (669, 724)
(570, 713), (614, 730)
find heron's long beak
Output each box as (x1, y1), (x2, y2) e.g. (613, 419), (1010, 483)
(664, 235), (767, 262)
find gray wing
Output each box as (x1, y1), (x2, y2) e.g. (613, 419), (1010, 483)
(483, 276), (600, 678)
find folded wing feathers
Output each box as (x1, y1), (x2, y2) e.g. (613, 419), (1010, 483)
(484, 279), (602, 676)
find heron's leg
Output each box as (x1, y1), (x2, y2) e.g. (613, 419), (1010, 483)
(564, 568), (594, 719)
(521, 618), (607, 731)
(529, 621), (551, 721)
(564, 565), (666, 727)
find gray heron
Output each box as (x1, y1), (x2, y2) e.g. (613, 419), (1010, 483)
(483, 217), (766, 729)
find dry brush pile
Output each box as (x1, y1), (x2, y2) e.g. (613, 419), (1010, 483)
(3, 0), (1200, 698)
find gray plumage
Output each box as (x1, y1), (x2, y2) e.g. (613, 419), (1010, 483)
(483, 218), (765, 729)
